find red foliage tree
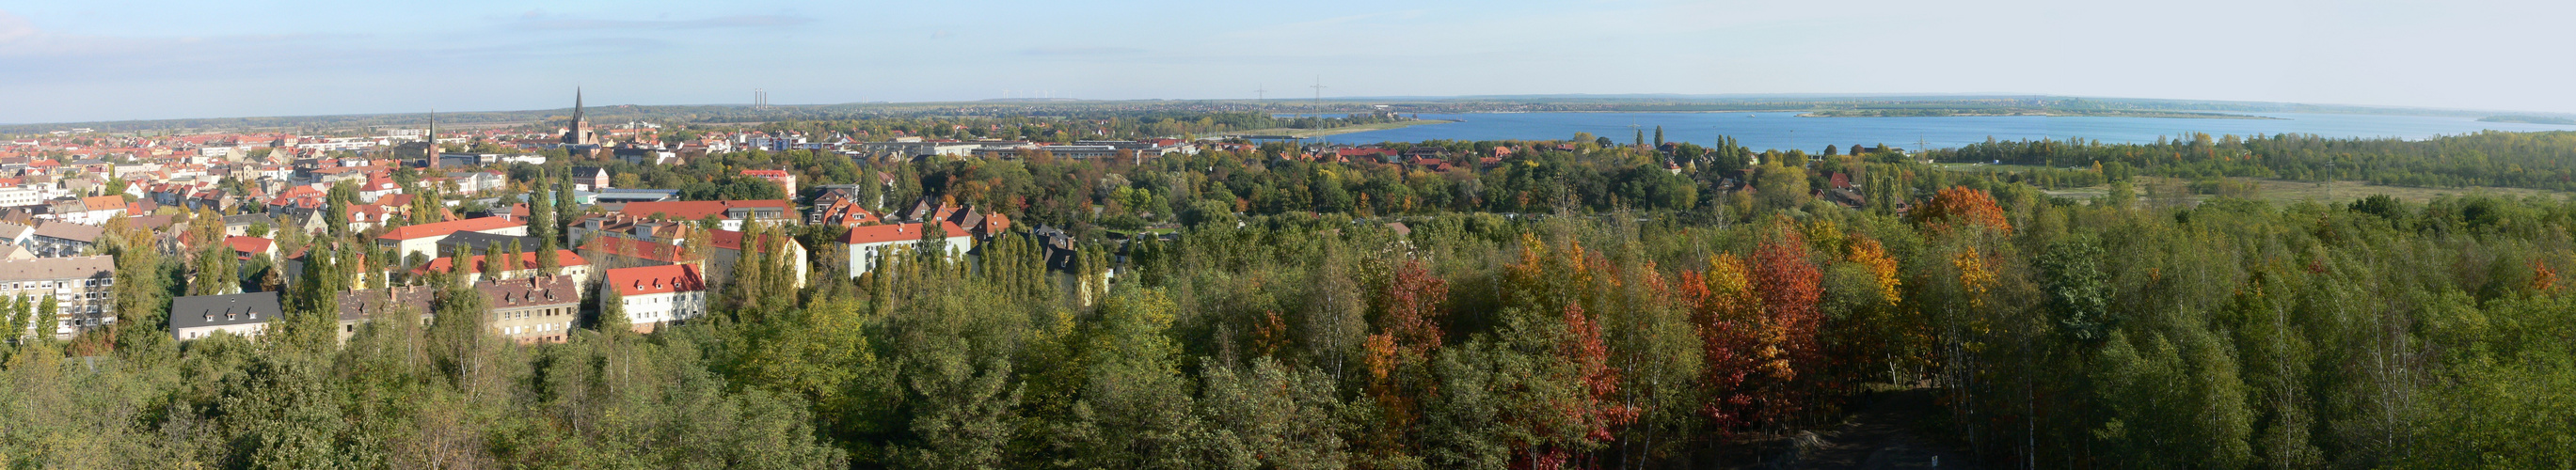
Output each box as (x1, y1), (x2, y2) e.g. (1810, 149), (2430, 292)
(1751, 229), (1823, 426)
(1911, 186), (2013, 233)
(1362, 259), (1452, 461)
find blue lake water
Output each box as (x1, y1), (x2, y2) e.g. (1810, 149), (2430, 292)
(1311, 112), (2576, 152)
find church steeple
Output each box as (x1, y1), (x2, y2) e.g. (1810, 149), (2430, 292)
(426, 109), (440, 163)
(563, 87), (595, 146)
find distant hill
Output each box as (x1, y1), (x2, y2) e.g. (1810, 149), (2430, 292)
(2480, 115), (2576, 126)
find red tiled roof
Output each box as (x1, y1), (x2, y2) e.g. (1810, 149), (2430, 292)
(604, 264), (705, 296)
(839, 221), (968, 245)
(740, 169), (790, 178)
(583, 236), (689, 262)
(80, 196), (124, 212)
(375, 216), (524, 241)
(708, 229), (794, 252)
(225, 236), (274, 254)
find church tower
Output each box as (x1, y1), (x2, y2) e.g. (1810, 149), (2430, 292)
(562, 87), (596, 146)
(426, 109), (441, 164)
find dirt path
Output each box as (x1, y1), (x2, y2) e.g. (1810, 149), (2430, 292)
(1784, 388), (1972, 470)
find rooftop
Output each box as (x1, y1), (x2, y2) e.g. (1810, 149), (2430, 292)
(376, 216), (524, 242)
(0, 255), (113, 281)
(604, 264), (705, 297)
(168, 291), (283, 331)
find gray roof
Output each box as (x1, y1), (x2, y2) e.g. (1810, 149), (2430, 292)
(0, 256), (113, 282)
(436, 231), (542, 255)
(479, 275), (580, 310)
(32, 220), (103, 243)
(221, 213), (274, 227)
(168, 291), (283, 332)
(338, 286), (436, 322)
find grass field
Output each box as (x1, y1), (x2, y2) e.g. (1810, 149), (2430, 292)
(1218, 119), (1455, 138)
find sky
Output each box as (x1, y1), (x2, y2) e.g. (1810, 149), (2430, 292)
(0, 0), (2568, 124)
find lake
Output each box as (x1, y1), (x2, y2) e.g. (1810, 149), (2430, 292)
(1308, 112), (2576, 152)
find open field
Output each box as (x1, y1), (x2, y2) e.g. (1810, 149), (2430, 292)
(2039, 178), (2574, 205)
(1216, 119), (1455, 138)
(1931, 163), (2066, 173)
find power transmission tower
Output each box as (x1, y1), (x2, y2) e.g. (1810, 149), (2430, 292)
(1308, 77), (1328, 145)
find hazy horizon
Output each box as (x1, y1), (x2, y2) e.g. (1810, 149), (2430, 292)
(4, 0), (2569, 124)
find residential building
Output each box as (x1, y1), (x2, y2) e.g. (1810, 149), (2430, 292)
(412, 249), (594, 292)
(740, 169), (797, 196)
(0, 222), (34, 247)
(375, 216), (530, 259)
(47, 196), (126, 225)
(167, 291), (283, 340)
(841, 221), (972, 278)
(227, 236), (278, 262)
(28, 220), (103, 258)
(0, 256), (115, 339)
(335, 285), (434, 343)
(612, 199), (794, 231)
(708, 228), (807, 290)
(0, 188), (41, 208)
(572, 167), (610, 191)
(602, 264), (707, 334)
(482, 275), (581, 344)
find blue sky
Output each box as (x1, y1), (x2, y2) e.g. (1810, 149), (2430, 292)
(0, 0), (2567, 124)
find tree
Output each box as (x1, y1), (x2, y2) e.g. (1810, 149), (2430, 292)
(1912, 186), (2012, 233)
(528, 168), (556, 242)
(596, 282), (629, 334)
(480, 243), (504, 281)
(2038, 234), (2111, 342)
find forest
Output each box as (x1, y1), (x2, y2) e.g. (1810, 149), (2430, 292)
(5, 127), (2576, 469)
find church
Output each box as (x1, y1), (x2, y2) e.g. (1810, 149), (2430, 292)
(562, 88), (597, 147)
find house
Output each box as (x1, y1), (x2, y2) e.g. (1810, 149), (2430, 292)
(375, 216), (530, 260)
(47, 196), (126, 225)
(0, 256), (116, 339)
(221, 214), (277, 236)
(566, 213), (694, 244)
(0, 221), (35, 247)
(740, 169), (797, 196)
(444, 171), (507, 195)
(580, 235), (692, 270)
(167, 291), (283, 340)
(601, 264), (708, 334)
(841, 221), (972, 278)
(433, 231), (544, 258)
(571, 167), (610, 192)
(226, 236), (278, 262)
(808, 196), (882, 227)
(708, 228), (807, 290)
(335, 285), (434, 343)
(28, 220), (103, 258)
(481, 275), (582, 344)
